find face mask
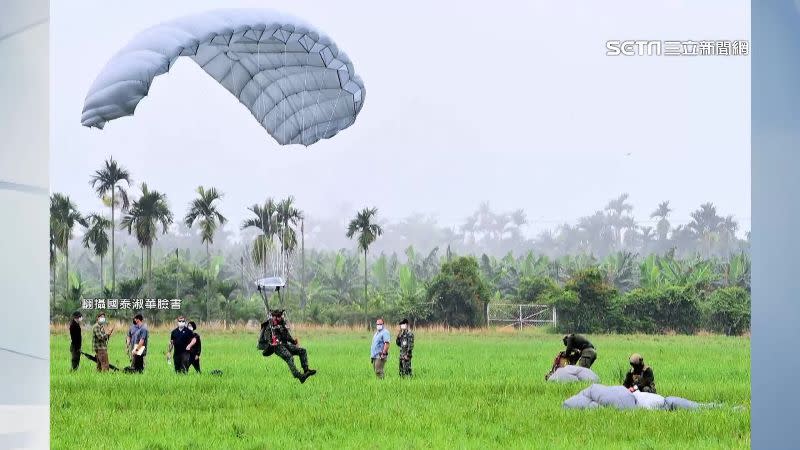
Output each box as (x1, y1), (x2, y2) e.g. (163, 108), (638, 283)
(400, 324), (407, 330)
(178, 321), (186, 328)
(78, 317), (83, 322)
(376, 324), (384, 331)
(188, 326), (194, 331)
(98, 318), (106, 324)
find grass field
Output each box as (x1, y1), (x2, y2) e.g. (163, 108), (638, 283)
(50, 326), (750, 449)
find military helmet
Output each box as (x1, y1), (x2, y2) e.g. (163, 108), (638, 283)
(629, 353), (644, 365)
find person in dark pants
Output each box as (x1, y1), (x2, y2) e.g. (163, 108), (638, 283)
(562, 333), (597, 368)
(129, 314), (149, 373)
(261, 310), (316, 383)
(186, 321), (202, 373)
(69, 311), (83, 371)
(168, 316), (194, 373)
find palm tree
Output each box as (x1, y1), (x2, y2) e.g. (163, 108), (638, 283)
(82, 213), (111, 288)
(346, 207), (383, 327)
(650, 201), (672, 242)
(50, 193), (88, 297)
(276, 196), (303, 293)
(90, 157), (131, 294)
(241, 199), (279, 282)
(184, 186), (227, 320)
(120, 183), (173, 294)
(689, 203), (724, 258)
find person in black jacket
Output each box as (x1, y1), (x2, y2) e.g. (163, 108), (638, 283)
(186, 321), (202, 373)
(69, 311), (83, 371)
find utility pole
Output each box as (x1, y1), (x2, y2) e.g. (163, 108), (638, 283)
(175, 248), (179, 299)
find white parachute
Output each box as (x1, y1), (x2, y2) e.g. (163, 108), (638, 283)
(81, 9), (365, 146)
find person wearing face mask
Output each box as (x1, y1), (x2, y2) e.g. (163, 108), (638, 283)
(91, 312), (114, 372)
(370, 318), (390, 379)
(168, 316), (194, 373)
(262, 310), (317, 383)
(186, 321), (201, 373)
(69, 311), (83, 371)
(129, 314), (149, 373)
(624, 353), (656, 393)
(396, 318), (415, 377)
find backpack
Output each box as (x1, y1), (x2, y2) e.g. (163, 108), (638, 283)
(257, 321), (272, 351)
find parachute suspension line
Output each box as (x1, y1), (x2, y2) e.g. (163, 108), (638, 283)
(321, 84), (343, 141)
(282, 32), (288, 146)
(302, 40), (309, 146)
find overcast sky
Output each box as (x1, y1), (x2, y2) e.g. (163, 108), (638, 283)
(50, 0), (750, 237)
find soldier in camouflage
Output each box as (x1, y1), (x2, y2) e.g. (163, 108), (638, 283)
(396, 318), (415, 377)
(258, 310), (317, 383)
(562, 333), (597, 368)
(624, 353), (656, 393)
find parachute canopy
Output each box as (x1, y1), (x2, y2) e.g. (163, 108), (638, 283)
(81, 9), (365, 146)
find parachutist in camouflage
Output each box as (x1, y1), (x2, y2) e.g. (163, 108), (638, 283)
(396, 318), (414, 377)
(562, 333), (596, 369)
(624, 353), (656, 393)
(258, 310), (317, 383)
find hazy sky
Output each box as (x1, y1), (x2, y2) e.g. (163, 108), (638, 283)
(50, 0), (750, 237)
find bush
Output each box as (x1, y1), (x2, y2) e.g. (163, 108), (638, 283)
(427, 256), (490, 327)
(517, 276), (560, 304)
(704, 286), (750, 335)
(617, 286), (702, 334)
(547, 267), (617, 333)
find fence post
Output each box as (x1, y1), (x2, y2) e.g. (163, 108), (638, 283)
(519, 304), (523, 329)
(552, 307), (557, 328)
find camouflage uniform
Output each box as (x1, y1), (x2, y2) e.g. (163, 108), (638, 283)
(624, 354), (656, 393)
(563, 334), (596, 369)
(260, 316), (310, 380)
(396, 329), (415, 377)
(624, 366), (656, 393)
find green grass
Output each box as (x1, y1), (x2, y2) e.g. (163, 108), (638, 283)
(50, 328), (750, 449)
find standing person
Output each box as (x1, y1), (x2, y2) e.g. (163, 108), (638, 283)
(624, 353), (657, 393)
(129, 314), (149, 373)
(186, 321), (202, 373)
(167, 316), (194, 373)
(92, 312), (114, 372)
(69, 311), (83, 371)
(261, 310), (317, 383)
(370, 318), (390, 379)
(125, 316), (139, 365)
(396, 318), (414, 377)
(562, 333), (597, 369)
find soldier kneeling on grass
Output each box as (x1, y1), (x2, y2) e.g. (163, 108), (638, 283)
(258, 310), (317, 383)
(562, 333), (597, 368)
(624, 353), (656, 393)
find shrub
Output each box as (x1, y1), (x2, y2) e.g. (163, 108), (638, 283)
(617, 285), (702, 334)
(704, 286), (750, 335)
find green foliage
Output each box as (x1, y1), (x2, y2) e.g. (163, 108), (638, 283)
(617, 286), (702, 334)
(516, 275), (560, 304)
(427, 256), (490, 327)
(546, 267), (617, 333)
(705, 287), (751, 335)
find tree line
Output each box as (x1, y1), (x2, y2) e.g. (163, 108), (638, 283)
(49, 158), (750, 334)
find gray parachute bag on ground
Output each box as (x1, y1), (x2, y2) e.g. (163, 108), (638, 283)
(563, 384), (638, 409)
(563, 384), (707, 410)
(547, 365), (600, 383)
